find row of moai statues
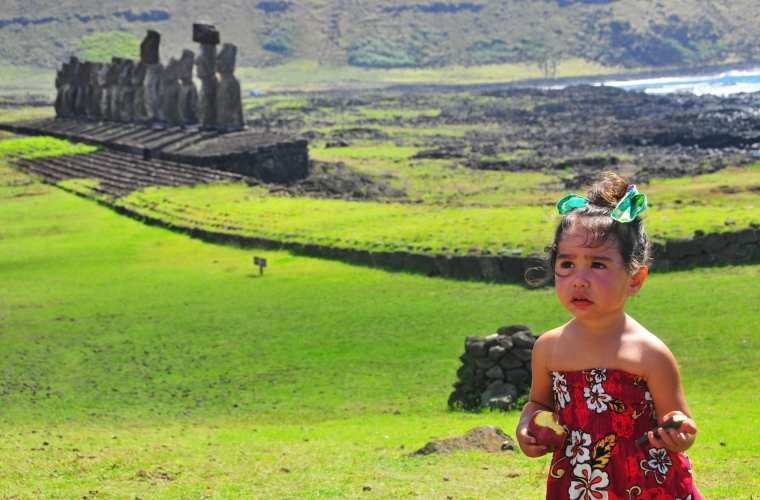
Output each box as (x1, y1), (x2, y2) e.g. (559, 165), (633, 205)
(54, 25), (244, 130)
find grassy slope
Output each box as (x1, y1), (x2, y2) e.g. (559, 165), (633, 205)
(1, 164), (759, 497)
(111, 164), (760, 254)
(1, 0), (760, 77)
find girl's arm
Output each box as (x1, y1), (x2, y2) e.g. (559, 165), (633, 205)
(515, 334), (557, 457)
(644, 340), (698, 453)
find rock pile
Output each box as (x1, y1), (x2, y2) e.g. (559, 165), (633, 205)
(449, 324), (537, 412)
(413, 425), (516, 456)
(54, 24), (244, 131)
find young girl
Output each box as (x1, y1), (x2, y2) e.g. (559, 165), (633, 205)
(516, 172), (701, 499)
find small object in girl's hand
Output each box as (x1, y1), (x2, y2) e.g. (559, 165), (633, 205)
(635, 414), (689, 446)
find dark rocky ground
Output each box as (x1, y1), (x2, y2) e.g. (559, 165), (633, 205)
(249, 84), (760, 191)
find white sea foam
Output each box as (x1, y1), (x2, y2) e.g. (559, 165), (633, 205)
(594, 68), (760, 96)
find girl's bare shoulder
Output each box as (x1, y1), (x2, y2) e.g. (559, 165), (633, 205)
(622, 318), (679, 379)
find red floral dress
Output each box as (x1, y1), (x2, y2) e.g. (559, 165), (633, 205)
(546, 369), (702, 500)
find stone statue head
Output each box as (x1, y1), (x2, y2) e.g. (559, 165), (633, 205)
(141, 30), (161, 65)
(118, 59), (134, 86)
(97, 63), (111, 86)
(132, 62), (147, 86)
(195, 45), (216, 79)
(108, 58), (122, 85)
(68, 57), (82, 85)
(216, 43), (237, 75)
(90, 62), (103, 86)
(162, 58), (180, 82)
(55, 64), (68, 89)
(78, 62), (93, 86)
(178, 50), (195, 83)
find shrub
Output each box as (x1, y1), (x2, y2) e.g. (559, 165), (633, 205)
(78, 31), (141, 62)
(263, 26), (294, 54)
(347, 37), (421, 68)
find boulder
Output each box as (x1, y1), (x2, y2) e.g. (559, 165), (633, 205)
(697, 232), (727, 254)
(465, 337), (487, 357)
(475, 357), (496, 370)
(488, 345), (506, 360)
(498, 352), (523, 370)
(479, 255), (502, 280)
(511, 330), (536, 348)
(497, 335), (514, 350)
(511, 348), (533, 362)
(480, 380), (518, 409)
(505, 368), (529, 386)
(485, 365), (504, 379)
(434, 254), (454, 277)
(735, 228), (758, 244)
(499, 254), (525, 282)
(462, 254), (483, 280)
(666, 238), (700, 260)
(483, 333), (500, 348)
(497, 325), (531, 336)
(406, 252), (439, 276)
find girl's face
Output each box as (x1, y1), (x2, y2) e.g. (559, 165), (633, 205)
(554, 225), (646, 322)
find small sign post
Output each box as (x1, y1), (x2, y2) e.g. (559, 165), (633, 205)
(253, 256), (267, 275)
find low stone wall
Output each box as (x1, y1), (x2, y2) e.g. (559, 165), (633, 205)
(650, 226), (760, 271)
(448, 325), (537, 412)
(85, 197), (760, 282)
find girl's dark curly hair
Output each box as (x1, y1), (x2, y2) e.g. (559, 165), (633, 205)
(532, 171), (651, 285)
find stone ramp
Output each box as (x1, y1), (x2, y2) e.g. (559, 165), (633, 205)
(13, 149), (247, 197)
(0, 118), (309, 184)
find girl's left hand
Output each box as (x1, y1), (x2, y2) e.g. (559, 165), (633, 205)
(647, 410), (697, 452)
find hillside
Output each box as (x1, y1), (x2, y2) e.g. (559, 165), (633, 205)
(1, 0), (760, 71)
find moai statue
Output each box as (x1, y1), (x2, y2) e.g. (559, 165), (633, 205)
(87, 62), (104, 118)
(132, 62), (149, 121)
(99, 63), (113, 120)
(118, 59), (136, 122)
(160, 58), (182, 124)
(54, 62), (69, 117)
(141, 30), (163, 121)
(109, 57), (124, 121)
(74, 61), (92, 117)
(215, 43), (244, 129)
(193, 23), (220, 127)
(178, 50), (198, 124)
(64, 57), (81, 117)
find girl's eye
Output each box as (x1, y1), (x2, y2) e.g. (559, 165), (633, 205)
(592, 262), (607, 269)
(559, 261), (574, 269)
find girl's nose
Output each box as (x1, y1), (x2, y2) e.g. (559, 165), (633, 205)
(572, 268), (590, 287)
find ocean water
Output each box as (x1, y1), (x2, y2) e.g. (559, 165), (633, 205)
(597, 69), (760, 96)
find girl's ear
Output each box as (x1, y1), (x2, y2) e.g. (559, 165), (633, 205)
(628, 267), (648, 295)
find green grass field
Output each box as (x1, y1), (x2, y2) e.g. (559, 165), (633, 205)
(1, 152), (759, 498)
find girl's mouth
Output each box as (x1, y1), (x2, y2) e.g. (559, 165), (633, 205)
(572, 294), (593, 307)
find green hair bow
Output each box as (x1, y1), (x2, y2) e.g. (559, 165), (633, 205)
(557, 185), (648, 223)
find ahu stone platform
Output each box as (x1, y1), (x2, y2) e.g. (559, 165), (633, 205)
(0, 118), (309, 184)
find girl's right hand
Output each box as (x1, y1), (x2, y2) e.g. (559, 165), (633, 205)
(517, 426), (550, 457)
